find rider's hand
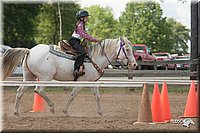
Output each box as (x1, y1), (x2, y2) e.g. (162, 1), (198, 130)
(96, 38), (103, 42)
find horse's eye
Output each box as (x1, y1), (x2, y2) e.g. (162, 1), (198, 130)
(126, 49), (129, 51)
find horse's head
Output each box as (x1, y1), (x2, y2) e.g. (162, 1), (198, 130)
(116, 36), (137, 70)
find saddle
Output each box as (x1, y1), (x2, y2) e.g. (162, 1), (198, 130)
(59, 40), (88, 56)
(59, 40), (78, 56)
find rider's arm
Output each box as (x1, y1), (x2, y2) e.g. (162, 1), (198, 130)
(76, 22), (98, 42)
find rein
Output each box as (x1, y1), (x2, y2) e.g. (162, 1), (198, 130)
(98, 40), (114, 66)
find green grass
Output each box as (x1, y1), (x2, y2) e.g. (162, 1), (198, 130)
(143, 84), (190, 93)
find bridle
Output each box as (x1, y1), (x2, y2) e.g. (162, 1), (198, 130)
(116, 37), (129, 61)
(99, 37), (130, 67)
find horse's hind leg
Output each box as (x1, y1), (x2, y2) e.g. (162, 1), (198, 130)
(14, 68), (36, 116)
(91, 87), (103, 115)
(34, 86), (54, 114)
(63, 87), (82, 116)
(14, 86), (29, 116)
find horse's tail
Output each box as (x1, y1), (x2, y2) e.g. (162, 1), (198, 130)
(1, 48), (29, 80)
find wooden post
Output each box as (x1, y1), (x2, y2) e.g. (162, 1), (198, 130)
(58, 3), (62, 43)
(128, 69), (135, 92)
(197, 1), (200, 117)
(198, 1), (200, 57)
(190, 0), (198, 80)
(128, 69), (133, 79)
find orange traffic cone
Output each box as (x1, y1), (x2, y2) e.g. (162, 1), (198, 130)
(151, 82), (164, 122)
(30, 92), (45, 112)
(30, 79), (45, 112)
(182, 80), (198, 117)
(134, 83), (153, 124)
(161, 81), (171, 122)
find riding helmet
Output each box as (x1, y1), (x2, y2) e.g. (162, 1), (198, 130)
(76, 10), (90, 20)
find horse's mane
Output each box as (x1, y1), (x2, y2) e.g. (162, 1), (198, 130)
(89, 38), (119, 58)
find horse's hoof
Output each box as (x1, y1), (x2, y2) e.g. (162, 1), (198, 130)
(50, 108), (54, 114)
(62, 110), (69, 116)
(14, 112), (19, 116)
(98, 111), (103, 116)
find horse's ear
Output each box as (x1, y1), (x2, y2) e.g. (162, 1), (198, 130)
(123, 35), (128, 41)
(120, 35), (126, 41)
(119, 36), (125, 44)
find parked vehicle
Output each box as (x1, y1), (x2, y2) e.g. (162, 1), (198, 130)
(132, 44), (156, 69)
(174, 55), (190, 70)
(153, 52), (176, 70)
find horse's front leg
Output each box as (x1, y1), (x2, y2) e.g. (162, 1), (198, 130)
(91, 86), (103, 116)
(34, 86), (54, 114)
(14, 86), (29, 116)
(63, 87), (82, 116)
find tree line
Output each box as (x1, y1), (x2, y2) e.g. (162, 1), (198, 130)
(3, 1), (190, 54)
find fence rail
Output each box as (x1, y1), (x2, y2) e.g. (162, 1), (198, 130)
(137, 59), (197, 65)
(103, 70), (196, 77)
(1, 80), (197, 88)
(0, 81), (142, 87)
(107, 58), (200, 78)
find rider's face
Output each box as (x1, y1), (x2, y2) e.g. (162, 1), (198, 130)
(83, 16), (89, 23)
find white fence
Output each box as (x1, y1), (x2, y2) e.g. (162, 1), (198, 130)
(0, 79), (197, 88)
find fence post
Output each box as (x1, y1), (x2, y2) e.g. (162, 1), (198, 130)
(138, 64), (142, 70)
(154, 64), (157, 70)
(196, 2), (199, 116)
(128, 69), (135, 92)
(198, 1), (200, 58)
(198, 1), (200, 80)
(190, 0), (198, 80)
(197, 57), (200, 116)
(128, 69), (133, 79)
(197, 57), (200, 80)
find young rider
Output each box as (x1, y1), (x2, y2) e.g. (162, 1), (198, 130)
(69, 10), (102, 81)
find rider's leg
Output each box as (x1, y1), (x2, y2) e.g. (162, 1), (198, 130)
(75, 53), (85, 73)
(69, 38), (86, 80)
(73, 52), (86, 80)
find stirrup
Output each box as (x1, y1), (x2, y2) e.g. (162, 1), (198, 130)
(73, 70), (85, 81)
(80, 71), (85, 76)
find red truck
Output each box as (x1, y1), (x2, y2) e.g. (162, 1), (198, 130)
(132, 44), (156, 69)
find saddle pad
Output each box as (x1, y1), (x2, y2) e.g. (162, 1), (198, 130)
(49, 45), (91, 62)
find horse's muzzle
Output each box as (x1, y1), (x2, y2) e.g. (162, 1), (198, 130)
(128, 62), (137, 70)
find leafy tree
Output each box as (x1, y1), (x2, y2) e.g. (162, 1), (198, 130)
(118, 2), (174, 52)
(166, 18), (190, 54)
(3, 4), (41, 48)
(34, 3), (80, 45)
(85, 5), (118, 40)
(34, 3), (57, 44)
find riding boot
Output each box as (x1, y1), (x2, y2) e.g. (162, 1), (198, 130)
(73, 69), (79, 81)
(73, 66), (85, 81)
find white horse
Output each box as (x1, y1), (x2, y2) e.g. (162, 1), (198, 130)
(2, 36), (137, 116)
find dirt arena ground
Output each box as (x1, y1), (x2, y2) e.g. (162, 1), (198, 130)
(2, 88), (199, 132)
